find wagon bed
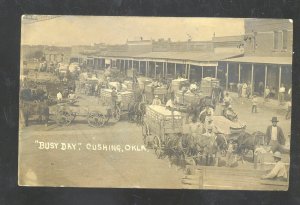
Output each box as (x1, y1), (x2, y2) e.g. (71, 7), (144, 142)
(144, 105), (183, 136)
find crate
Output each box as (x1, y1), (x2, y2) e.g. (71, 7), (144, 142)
(200, 86), (213, 97)
(145, 105), (183, 135)
(100, 89), (133, 110)
(124, 81), (133, 91)
(176, 90), (185, 105)
(153, 87), (168, 95)
(184, 92), (202, 104)
(171, 78), (188, 92)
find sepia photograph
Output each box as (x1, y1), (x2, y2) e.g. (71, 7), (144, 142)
(18, 16), (292, 190)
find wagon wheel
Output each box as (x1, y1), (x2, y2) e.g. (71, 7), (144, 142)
(55, 110), (75, 126)
(87, 112), (105, 128)
(220, 148), (227, 157)
(153, 135), (162, 158)
(111, 107), (121, 122)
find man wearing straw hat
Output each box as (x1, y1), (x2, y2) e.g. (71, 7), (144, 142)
(152, 95), (162, 106)
(261, 151), (287, 181)
(265, 117), (286, 153)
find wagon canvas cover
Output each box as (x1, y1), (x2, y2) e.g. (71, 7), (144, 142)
(19, 16), (292, 191)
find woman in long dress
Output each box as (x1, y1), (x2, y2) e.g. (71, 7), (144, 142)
(242, 83), (248, 98)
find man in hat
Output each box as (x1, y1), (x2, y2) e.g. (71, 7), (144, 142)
(199, 105), (214, 123)
(202, 125), (217, 166)
(223, 92), (232, 107)
(265, 117), (286, 153)
(152, 95), (162, 106)
(261, 151), (288, 181)
(189, 81), (198, 93)
(204, 115), (218, 133)
(224, 105), (238, 121)
(111, 87), (118, 110)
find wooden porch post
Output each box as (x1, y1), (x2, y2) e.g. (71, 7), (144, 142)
(278, 65), (282, 100)
(215, 66), (218, 78)
(155, 62), (157, 79)
(238, 63), (241, 82)
(264, 65), (268, 97)
(188, 64), (191, 80)
(138, 60), (141, 74)
(226, 63), (229, 91)
(251, 64), (254, 96)
(162, 62), (165, 77)
(185, 63), (188, 78)
(174, 63), (177, 78)
(166, 62), (168, 78)
(201, 66), (204, 79)
(146, 61), (148, 77)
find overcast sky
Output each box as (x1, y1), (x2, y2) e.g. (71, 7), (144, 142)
(21, 16), (245, 46)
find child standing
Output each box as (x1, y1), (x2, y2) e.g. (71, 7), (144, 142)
(252, 95), (258, 113)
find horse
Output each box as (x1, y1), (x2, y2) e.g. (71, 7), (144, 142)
(234, 131), (265, 163)
(184, 133), (227, 166)
(127, 87), (147, 124)
(185, 96), (214, 124)
(163, 134), (186, 169)
(21, 100), (50, 127)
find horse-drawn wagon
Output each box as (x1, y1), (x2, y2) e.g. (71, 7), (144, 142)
(52, 102), (121, 127)
(100, 88), (134, 121)
(142, 105), (185, 163)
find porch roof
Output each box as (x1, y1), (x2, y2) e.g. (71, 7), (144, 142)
(223, 56), (292, 65)
(132, 51), (243, 62)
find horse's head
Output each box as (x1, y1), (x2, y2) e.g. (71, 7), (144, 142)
(215, 134), (228, 149)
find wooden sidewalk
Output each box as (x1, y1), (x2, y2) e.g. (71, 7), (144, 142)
(182, 166), (288, 190)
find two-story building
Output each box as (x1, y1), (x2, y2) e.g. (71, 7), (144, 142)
(222, 19), (293, 98)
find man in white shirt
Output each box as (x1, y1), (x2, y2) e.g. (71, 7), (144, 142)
(166, 96), (175, 110)
(189, 81), (198, 92)
(152, 95), (162, 106)
(279, 84), (286, 105)
(261, 151), (288, 181)
(57, 91), (62, 102)
(223, 92), (232, 107)
(266, 117), (286, 153)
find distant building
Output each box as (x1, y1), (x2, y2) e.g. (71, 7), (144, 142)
(43, 46), (71, 63)
(127, 39), (152, 52)
(212, 35), (244, 54)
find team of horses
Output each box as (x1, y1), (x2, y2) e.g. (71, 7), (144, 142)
(126, 86), (266, 168)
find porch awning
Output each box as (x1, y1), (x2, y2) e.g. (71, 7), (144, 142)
(223, 56), (292, 65)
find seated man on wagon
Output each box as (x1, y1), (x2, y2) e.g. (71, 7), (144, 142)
(199, 106), (214, 123)
(189, 81), (198, 93)
(152, 95), (162, 106)
(223, 105), (238, 121)
(166, 96), (176, 110)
